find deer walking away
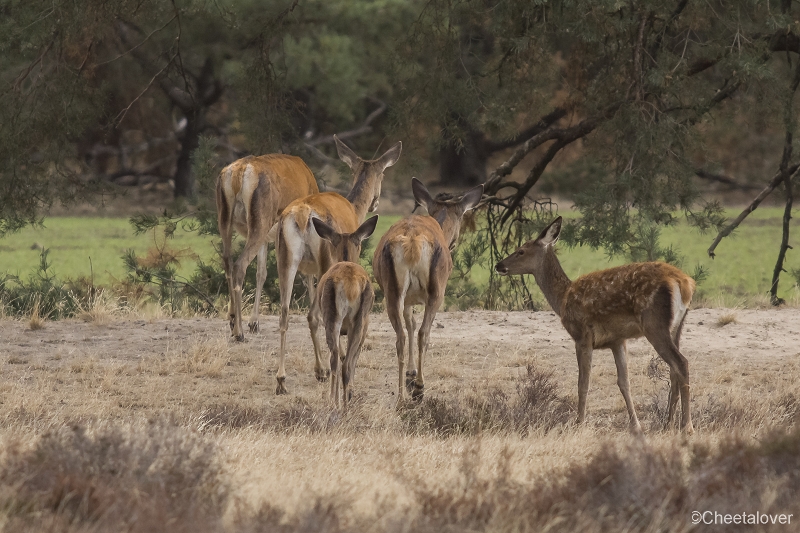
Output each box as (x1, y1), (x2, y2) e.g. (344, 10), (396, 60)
(311, 216), (379, 407)
(495, 216), (695, 433)
(216, 154), (319, 342)
(274, 136), (401, 394)
(373, 178), (483, 404)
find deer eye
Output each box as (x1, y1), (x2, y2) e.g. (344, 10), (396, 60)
(517, 250), (525, 256)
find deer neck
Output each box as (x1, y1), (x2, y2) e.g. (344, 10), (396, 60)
(345, 165), (376, 222)
(533, 247), (572, 316)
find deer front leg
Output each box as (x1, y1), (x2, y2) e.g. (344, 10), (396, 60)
(248, 243), (268, 334)
(611, 341), (642, 434)
(403, 305), (417, 391)
(575, 339), (594, 425)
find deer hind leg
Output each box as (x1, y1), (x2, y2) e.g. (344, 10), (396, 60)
(575, 339), (594, 425)
(403, 305), (417, 391)
(643, 299), (693, 434)
(305, 273), (329, 382)
(386, 298), (407, 404)
(611, 341), (642, 433)
(231, 239), (261, 342)
(413, 292), (444, 402)
(248, 243), (268, 334)
(276, 229), (301, 395)
(342, 290), (373, 407)
(217, 181), (236, 335)
(666, 366), (680, 430)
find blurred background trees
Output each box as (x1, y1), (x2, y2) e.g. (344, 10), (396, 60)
(1, 0), (798, 303)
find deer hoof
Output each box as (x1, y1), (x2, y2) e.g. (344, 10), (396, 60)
(232, 334), (246, 343)
(405, 370), (417, 391)
(276, 377), (288, 395)
(315, 368), (331, 383)
(248, 321), (259, 334)
(411, 382), (424, 401)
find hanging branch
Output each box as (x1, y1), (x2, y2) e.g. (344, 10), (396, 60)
(706, 164), (800, 258)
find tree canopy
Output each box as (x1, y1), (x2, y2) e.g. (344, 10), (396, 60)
(1, 0), (798, 302)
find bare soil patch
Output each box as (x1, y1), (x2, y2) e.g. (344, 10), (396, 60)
(0, 308), (798, 530)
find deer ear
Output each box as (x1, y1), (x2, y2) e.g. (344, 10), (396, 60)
(411, 177), (435, 213)
(458, 184), (484, 213)
(312, 217), (339, 244)
(354, 215), (379, 241)
(377, 141), (402, 171)
(433, 208), (448, 227)
(537, 216), (562, 246)
(334, 135), (360, 170)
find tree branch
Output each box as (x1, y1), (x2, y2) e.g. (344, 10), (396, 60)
(707, 164), (800, 258)
(694, 169), (759, 190)
(483, 108), (567, 153)
(307, 98), (386, 146)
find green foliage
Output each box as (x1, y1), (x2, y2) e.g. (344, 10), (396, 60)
(0, 248), (87, 319)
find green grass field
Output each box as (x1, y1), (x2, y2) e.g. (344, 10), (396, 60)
(0, 208), (797, 306)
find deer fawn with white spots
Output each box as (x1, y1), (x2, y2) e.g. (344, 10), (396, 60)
(216, 155), (319, 341)
(274, 136), (401, 394)
(311, 216), (378, 407)
(495, 216), (695, 433)
(373, 178), (483, 404)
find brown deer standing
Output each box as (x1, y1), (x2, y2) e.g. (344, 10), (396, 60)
(495, 217), (695, 433)
(373, 178), (483, 403)
(275, 136), (401, 394)
(311, 216), (378, 407)
(216, 155), (319, 342)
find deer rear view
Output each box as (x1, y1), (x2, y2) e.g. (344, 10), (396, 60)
(495, 217), (695, 433)
(373, 178), (483, 404)
(311, 216), (378, 407)
(274, 136), (401, 394)
(216, 154), (319, 341)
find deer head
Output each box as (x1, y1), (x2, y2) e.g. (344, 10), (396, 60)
(411, 177), (483, 250)
(495, 216), (562, 276)
(312, 215), (379, 263)
(334, 136), (401, 215)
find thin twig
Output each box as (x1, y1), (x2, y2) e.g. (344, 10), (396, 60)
(96, 15), (177, 66)
(114, 51), (177, 127)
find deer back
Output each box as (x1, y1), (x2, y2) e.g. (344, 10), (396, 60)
(217, 154), (318, 235)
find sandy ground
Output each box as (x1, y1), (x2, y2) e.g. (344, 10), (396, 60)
(1, 307), (799, 521)
(1, 307), (798, 416)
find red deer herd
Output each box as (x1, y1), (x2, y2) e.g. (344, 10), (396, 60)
(216, 139), (696, 433)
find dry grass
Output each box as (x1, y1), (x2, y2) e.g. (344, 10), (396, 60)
(28, 299), (45, 330)
(0, 309), (798, 532)
(715, 311), (738, 327)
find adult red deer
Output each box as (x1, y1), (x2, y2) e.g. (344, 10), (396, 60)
(495, 217), (695, 433)
(311, 216), (378, 407)
(275, 136), (401, 394)
(373, 178), (483, 403)
(216, 155), (319, 342)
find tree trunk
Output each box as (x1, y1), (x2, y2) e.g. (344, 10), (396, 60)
(439, 130), (488, 186)
(174, 112), (200, 198)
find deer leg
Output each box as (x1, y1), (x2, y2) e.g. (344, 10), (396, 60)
(643, 310), (693, 434)
(276, 230), (300, 395)
(305, 274), (329, 383)
(326, 321), (342, 407)
(666, 366), (680, 430)
(414, 293), (444, 402)
(217, 185), (236, 335)
(231, 240), (261, 342)
(403, 305), (417, 390)
(386, 298), (406, 404)
(248, 243), (268, 334)
(342, 295), (371, 407)
(611, 341), (642, 434)
(575, 339), (594, 425)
